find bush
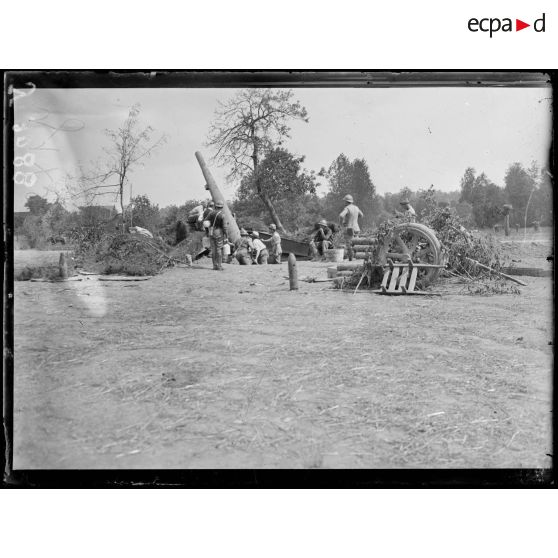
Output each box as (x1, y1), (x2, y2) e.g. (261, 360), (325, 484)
(15, 265), (60, 281)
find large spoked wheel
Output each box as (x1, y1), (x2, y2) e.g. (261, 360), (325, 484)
(377, 223), (443, 287)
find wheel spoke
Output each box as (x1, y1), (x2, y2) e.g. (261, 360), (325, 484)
(392, 232), (409, 254)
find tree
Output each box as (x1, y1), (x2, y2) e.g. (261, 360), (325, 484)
(415, 185), (437, 220)
(529, 167), (552, 226)
(24, 194), (50, 215)
(320, 154), (378, 227)
(125, 194), (160, 231)
(207, 89), (309, 233)
(459, 167), (476, 204)
(470, 173), (506, 228)
(74, 104), (167, 231)
(351, 158), (378, 224)
(233, 148), (319, 232)
(504, 162), (537, 226)
(454, 200), (474, 226)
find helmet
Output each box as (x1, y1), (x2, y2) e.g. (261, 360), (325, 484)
(251, 231), (259, 238)
(239, 228), (248, 235)
(215, 201), (224, 208)
(318, 219), (328, 227)
(343, 194), (353, 203)
(269, 224), (277, 230)
(400, 199), (410, 205)
(207, 200), (215, 207)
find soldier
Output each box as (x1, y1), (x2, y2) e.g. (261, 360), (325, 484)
(251, 231), (269, 265)
(206, 201), (227, 270)
(309, 219), (333, 260)
(396, 199), (416, 222)
(339, 194), (363, 262)
(263, 223), (283, 264)
(235, 228), (254, 265)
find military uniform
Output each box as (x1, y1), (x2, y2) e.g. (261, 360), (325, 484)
(339, 196), (363, 261)
(206, 207), (226, 270)
(235, 231), (254, 265)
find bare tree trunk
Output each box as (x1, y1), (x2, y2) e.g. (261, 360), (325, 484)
(259, 188), (286, 234)
(119, 181), (126, 232)
(251, 139), (286, 234)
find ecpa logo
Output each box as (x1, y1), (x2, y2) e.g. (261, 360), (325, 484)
(468, 13), (546, 37)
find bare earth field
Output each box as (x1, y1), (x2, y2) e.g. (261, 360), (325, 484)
(12, 229), (553, 469)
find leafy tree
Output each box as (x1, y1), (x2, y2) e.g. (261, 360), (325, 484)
(320, 154), (353, 196)
(320, 154), (378, 227)
(74, 104), (167, 231)
(529, 167), (553, 226)
(470, 173), (506, 228)
(459, 167), (476, 203)
(24, 194), (51, 215)
(207, 89), (309, 232)
(504, 162), (536, 224)
(233, 148), (319, 232)
(41, 202), (68, 238)
(415, 185), (437, 220)
(454, 200), (474, 226)
(21, 215), (47, 248)
(126, 194), (161, 231)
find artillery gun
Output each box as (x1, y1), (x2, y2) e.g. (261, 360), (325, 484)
(374, 221), (444, 287)
(342, 221), (445, 293)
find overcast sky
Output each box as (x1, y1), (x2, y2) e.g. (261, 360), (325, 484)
(13, 86), (552, 212)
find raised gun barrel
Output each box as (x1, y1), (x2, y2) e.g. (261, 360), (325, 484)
(195, 151), (241, 244)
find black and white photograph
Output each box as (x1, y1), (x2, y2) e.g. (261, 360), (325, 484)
(5, 72), (554, 478)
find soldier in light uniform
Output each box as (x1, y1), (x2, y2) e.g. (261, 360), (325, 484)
(396, 199), (416, 222)
(251, 231), (269, 265)
(263, 224), (283, 264)
(339, 194), (363, 262)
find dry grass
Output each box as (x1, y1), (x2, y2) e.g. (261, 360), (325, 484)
(12, 232), (553, 469)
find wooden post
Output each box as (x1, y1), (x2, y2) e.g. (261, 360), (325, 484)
(195, 151), (241, 244)
(59, 252), (68, 279)
(288, 253), (298, 290)
(504, 214), (510, 236)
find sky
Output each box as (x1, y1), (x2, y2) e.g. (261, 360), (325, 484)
(13, 85), (552, 212)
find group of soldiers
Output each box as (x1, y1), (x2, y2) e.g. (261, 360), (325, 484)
(308, 195), (416, 261)
(188, 195), (417, 270)
(188, 200), (282, 271)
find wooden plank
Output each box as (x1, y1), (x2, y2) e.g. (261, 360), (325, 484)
(383, 263), (445, 268)
(388, 267), (400, 291)
(397, 266), (409, 291)
(380, 270), (390, 289)
(352, 238), (377, 245)
(371, 290), (440, 296)
(501, 267), (552, 277)
(336, 263), (363, 271)
(407, 267), (418, 292)
(98, 276), (153, 281)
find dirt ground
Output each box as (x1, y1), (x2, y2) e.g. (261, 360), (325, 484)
(11, 228), (553, 469)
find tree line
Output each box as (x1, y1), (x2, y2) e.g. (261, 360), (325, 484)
(14, 89), (552, 247)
